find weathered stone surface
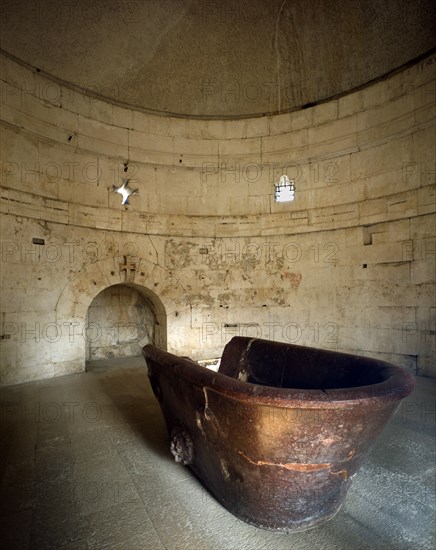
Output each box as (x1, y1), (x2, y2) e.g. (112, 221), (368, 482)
(0, 53), (434, 385)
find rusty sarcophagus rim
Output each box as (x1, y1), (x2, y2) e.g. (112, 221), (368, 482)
(142, 337), (415, 532)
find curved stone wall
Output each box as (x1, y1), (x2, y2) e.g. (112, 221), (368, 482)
(0, 52), (435, 384)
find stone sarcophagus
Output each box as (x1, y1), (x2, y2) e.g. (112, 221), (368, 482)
(142, 337), (415, 532)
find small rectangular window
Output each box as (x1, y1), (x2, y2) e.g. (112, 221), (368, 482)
(274, 175), (295, 202)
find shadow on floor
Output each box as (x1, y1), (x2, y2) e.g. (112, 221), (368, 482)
(87, 356), (172, 462)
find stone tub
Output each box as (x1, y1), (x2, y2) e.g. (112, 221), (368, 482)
(142, 337), (415, 532)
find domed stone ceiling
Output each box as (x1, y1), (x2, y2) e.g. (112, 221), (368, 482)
(0, 0), (435, 118)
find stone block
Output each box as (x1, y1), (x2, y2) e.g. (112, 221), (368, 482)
(247, 195), (270, 215)
(413, 126), (436, 167)
(262, 145), (309, 165)
(182, 119), (211, 139)
(156, 167), (202, 197)
(242, 117), (270, 138)
(219, 119), (248, 140)
(0, 53), (34, 90)
(147, 192), (188, 216)
(414, 76), (436, 107)
(207, 119), (237, 140)
(415, 95), (436, 126)
(309, 203), (358, 229)
(387, 219), (411, 241)
(413, 54), (436, 87)
(417, 185), (436, 215)
(417, 356), (435, 377)
(86, 96), (114, 125)
(40, 197), (69, 224)
(357, 111), (416, 146)
(206, 194), (232, 217)
(218, 136), (262, 158)
(112, 105), (133, 129)
(132, 111), (171, 135)
(1, 361), (54, 385)
(309, 137), (358, 160)
(45, 331), (85, 366)
(245, 166), (270, 196)
(190, 217), (215, 238)
(410, 213), (436, 239)
(411, 256), (436, 284)
(174, 136), (219, 158)
(352, 262), (411, 282)
(60, 181), (107, 208)
(77, 131), (128, 159)
(315, 180), (364, 208)
(168, 117), (189, 138)
(386, 191), (417, 218)
(338, 91), (363, 118)
(269, 113), (291, 135)
(6, 188), (42, 219)
(67, 203), (120, 231)
(173, 137), (219, 167)
(359, 240), (408, 264)
(361, 80), (388, 108)
(0, 124), (39, 173)
(262, 129), (308, 153)
(2, 101), (74, 145)
(78, 115), (127, 147)
(0, 81), (30, 113)
(312, 101), (338, 125)
(60, 83), (95, 118)
(229, 195), (250, 216)
(351, 136), (414, 181)
(15, 334), (52, 370)
(386, 69), (413, 102)
(359, 96), (414, 132)
(290, 108), (312, 131)
(309, 116), (357, 148)
(130, 126), (172, 150)
(307, 154), (351, 189)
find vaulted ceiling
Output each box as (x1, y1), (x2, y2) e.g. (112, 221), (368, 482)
(1, 0), (435, 118)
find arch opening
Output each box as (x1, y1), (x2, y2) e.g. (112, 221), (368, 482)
(84, 283), (167, 370)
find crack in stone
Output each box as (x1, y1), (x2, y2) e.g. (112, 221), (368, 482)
(238, 450), (349, 478)
(238, 450), (331, 472)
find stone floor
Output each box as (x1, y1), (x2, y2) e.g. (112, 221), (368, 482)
(0, 356), (434, 550)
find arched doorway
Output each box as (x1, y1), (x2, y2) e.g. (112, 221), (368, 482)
(84, 283), (166, 368)
(55, 256), (174, 376)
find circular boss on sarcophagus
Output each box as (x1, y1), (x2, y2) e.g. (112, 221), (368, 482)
(170, 427), (194, 465)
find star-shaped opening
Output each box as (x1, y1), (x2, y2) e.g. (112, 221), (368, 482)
(113, 179), (138, 205)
